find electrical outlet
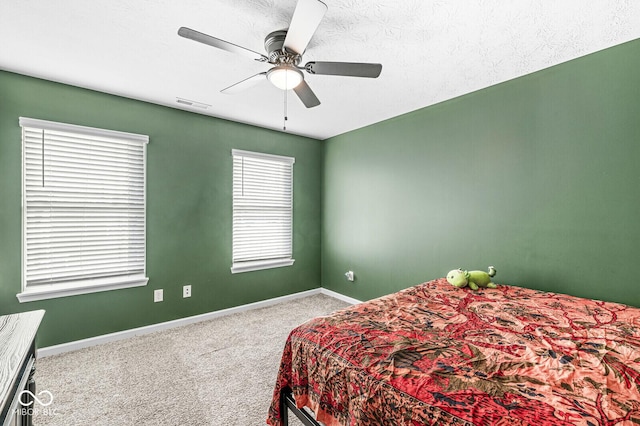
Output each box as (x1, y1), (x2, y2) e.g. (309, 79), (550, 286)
(345, 271), (355, 282)
(154, 289), (163, 302)
(183, 284), (191, 298)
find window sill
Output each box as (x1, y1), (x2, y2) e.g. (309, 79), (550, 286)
(231, 259), (295, 274)
(16, 275), (149, 303)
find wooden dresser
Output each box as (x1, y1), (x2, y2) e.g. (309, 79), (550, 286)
(0, 310), (45, 426)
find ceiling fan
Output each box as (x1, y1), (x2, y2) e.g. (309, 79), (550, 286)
(178, 0), (382, 108)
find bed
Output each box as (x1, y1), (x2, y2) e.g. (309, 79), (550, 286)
(266, 278), (640, 426)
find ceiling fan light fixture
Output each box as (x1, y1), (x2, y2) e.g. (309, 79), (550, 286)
(267, 65), (303, 90)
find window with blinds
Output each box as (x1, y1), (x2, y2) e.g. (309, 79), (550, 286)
(231, 149), (295, 273)
(18, 117), (148, 302)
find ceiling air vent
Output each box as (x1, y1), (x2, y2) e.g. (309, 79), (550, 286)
(176, 97), (211, 109)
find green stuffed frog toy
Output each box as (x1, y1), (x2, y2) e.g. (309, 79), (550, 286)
(446, 266), (497, 290)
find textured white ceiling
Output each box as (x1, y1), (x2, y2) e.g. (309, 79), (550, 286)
(1, 1), (639, 140)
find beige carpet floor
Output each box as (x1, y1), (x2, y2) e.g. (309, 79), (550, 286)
(33, 294), (350, 426)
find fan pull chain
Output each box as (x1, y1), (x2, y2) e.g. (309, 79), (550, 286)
(283, 74), (288, 131)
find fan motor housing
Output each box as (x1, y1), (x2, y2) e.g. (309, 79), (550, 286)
(264, 29), (301, 65)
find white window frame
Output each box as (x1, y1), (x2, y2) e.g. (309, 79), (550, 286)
(231, 149), (295, 274)
(17, 117), (149, 302)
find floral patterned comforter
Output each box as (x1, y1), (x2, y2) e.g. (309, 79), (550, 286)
(266, 279), (640, 426)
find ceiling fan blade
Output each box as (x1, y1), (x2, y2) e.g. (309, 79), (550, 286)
(305, 61), (382, 78)
(283, 0), (327, 55)
(178, 27), (268, 62)
(221, 72), (267, 94)
(293, 80), (320, 108)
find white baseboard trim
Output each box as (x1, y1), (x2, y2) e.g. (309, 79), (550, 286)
(38, 287), (361, 358)
(38, 288), (324, 358)
(319, 288), (362, 305)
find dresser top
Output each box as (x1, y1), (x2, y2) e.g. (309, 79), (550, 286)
(0, 310), (45, 412)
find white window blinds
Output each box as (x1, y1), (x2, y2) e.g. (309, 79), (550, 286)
(20, 117), (148, 300)
(231, 149), (295, 273)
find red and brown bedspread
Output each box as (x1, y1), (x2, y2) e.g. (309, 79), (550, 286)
(267, 278), (640, 426)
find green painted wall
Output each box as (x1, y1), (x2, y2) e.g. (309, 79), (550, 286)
(2, 38), (639, 348)
(322, 39), (640, 307)
(0, 71), (322, 347)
